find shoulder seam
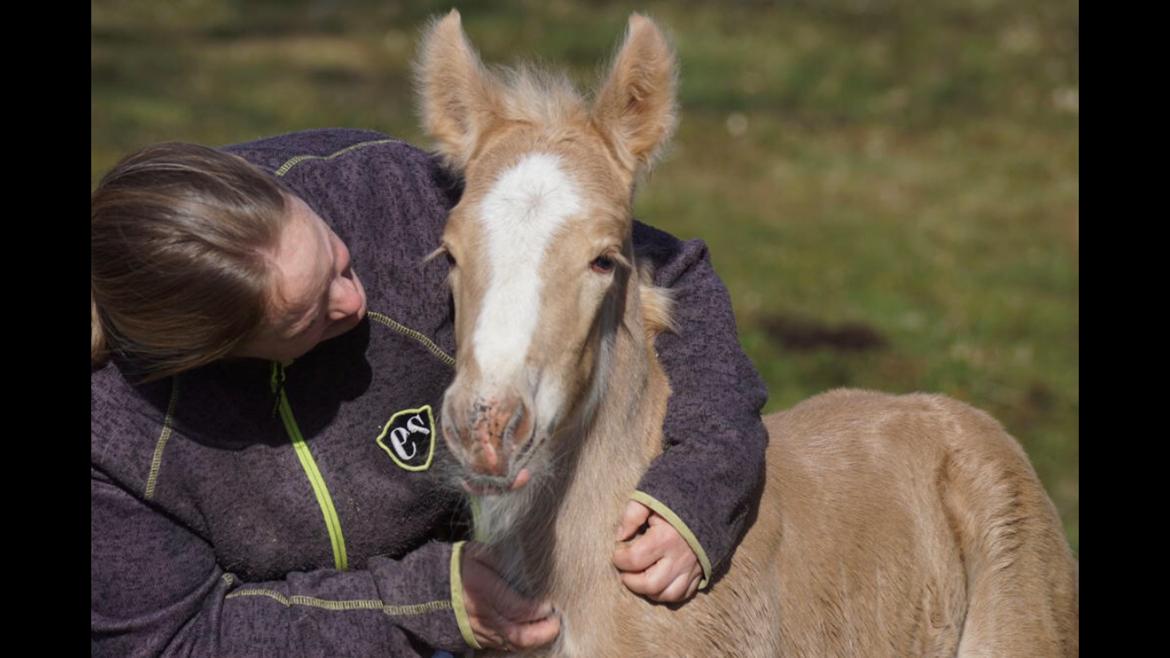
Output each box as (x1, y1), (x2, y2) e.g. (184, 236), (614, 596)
(273, 138), (405, 177)
(368, 311), (455, 368)
(143, 376), (181, 500)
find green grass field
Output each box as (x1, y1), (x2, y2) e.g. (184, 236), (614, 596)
(92, 0), (1078, 552)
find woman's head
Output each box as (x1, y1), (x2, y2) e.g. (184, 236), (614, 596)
(229, 193), (368, 364)
(92, 142), (367, 380)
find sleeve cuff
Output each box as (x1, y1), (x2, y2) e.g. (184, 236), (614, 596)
(630, 491), (713, 589)
(449, 541), (482, 649)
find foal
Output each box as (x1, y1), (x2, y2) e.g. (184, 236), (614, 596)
(418, 11), (1078, 656)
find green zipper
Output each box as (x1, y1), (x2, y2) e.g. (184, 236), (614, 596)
(271, 362), (349, 571)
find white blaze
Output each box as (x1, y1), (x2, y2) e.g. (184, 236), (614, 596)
(474, 153), (582, 382)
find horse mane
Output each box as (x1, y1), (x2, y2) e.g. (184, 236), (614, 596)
(637, 270), (676, 341)
(493, 62), (588, 127)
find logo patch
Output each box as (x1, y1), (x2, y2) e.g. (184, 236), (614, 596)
(375, 405), (436, 472)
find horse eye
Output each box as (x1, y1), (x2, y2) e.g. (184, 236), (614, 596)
(446, 251), (457, 267)
(590, 255), (615, 274)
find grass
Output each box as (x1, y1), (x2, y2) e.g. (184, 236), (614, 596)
(92, 0), (1078, 552)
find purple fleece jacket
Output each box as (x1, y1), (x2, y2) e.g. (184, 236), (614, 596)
(90, 129), (768, 656)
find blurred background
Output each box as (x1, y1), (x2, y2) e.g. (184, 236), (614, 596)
(92, 0), (1078, 552)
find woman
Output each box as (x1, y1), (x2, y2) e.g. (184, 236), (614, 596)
(91, 128), (768, 656)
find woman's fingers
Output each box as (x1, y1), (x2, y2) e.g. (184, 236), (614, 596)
(462, 543), (560, 650)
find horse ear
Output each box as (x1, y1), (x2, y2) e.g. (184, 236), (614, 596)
(590, 14), (679, 177)
(414, 9), (501, 170)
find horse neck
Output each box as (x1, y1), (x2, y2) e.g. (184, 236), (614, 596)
(481, 265), (671, 604)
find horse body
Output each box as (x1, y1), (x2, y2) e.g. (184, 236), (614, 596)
(475, 356), (1076, 657)
(416, 10), (1077, 656)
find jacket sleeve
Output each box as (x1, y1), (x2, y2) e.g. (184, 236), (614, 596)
(91, 470), (477, 657)
(629, 221), (769, 588)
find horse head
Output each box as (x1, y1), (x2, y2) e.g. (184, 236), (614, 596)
(417, 10), (677, 496)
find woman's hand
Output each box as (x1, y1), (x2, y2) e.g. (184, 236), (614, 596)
(461, 542), (561, 651)
(612, 500), (703, 603)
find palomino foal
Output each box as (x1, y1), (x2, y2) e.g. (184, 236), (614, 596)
(419, 10), (1078, 657)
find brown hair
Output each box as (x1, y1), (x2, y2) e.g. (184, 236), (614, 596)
(91, 142), (290, 380)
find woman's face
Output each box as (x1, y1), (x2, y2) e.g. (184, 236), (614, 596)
(233, 194), (367, 363)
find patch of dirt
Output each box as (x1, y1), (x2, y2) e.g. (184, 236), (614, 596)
(758, 312), (888, 353)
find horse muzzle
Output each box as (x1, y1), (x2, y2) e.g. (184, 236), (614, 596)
(441, 386), (537, 492)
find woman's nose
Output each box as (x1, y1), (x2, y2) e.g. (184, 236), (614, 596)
(328, 270), (364, 320)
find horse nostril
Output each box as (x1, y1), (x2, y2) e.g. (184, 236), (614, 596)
(440, 396), (473, 456)
(508, 401), (535, 449)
